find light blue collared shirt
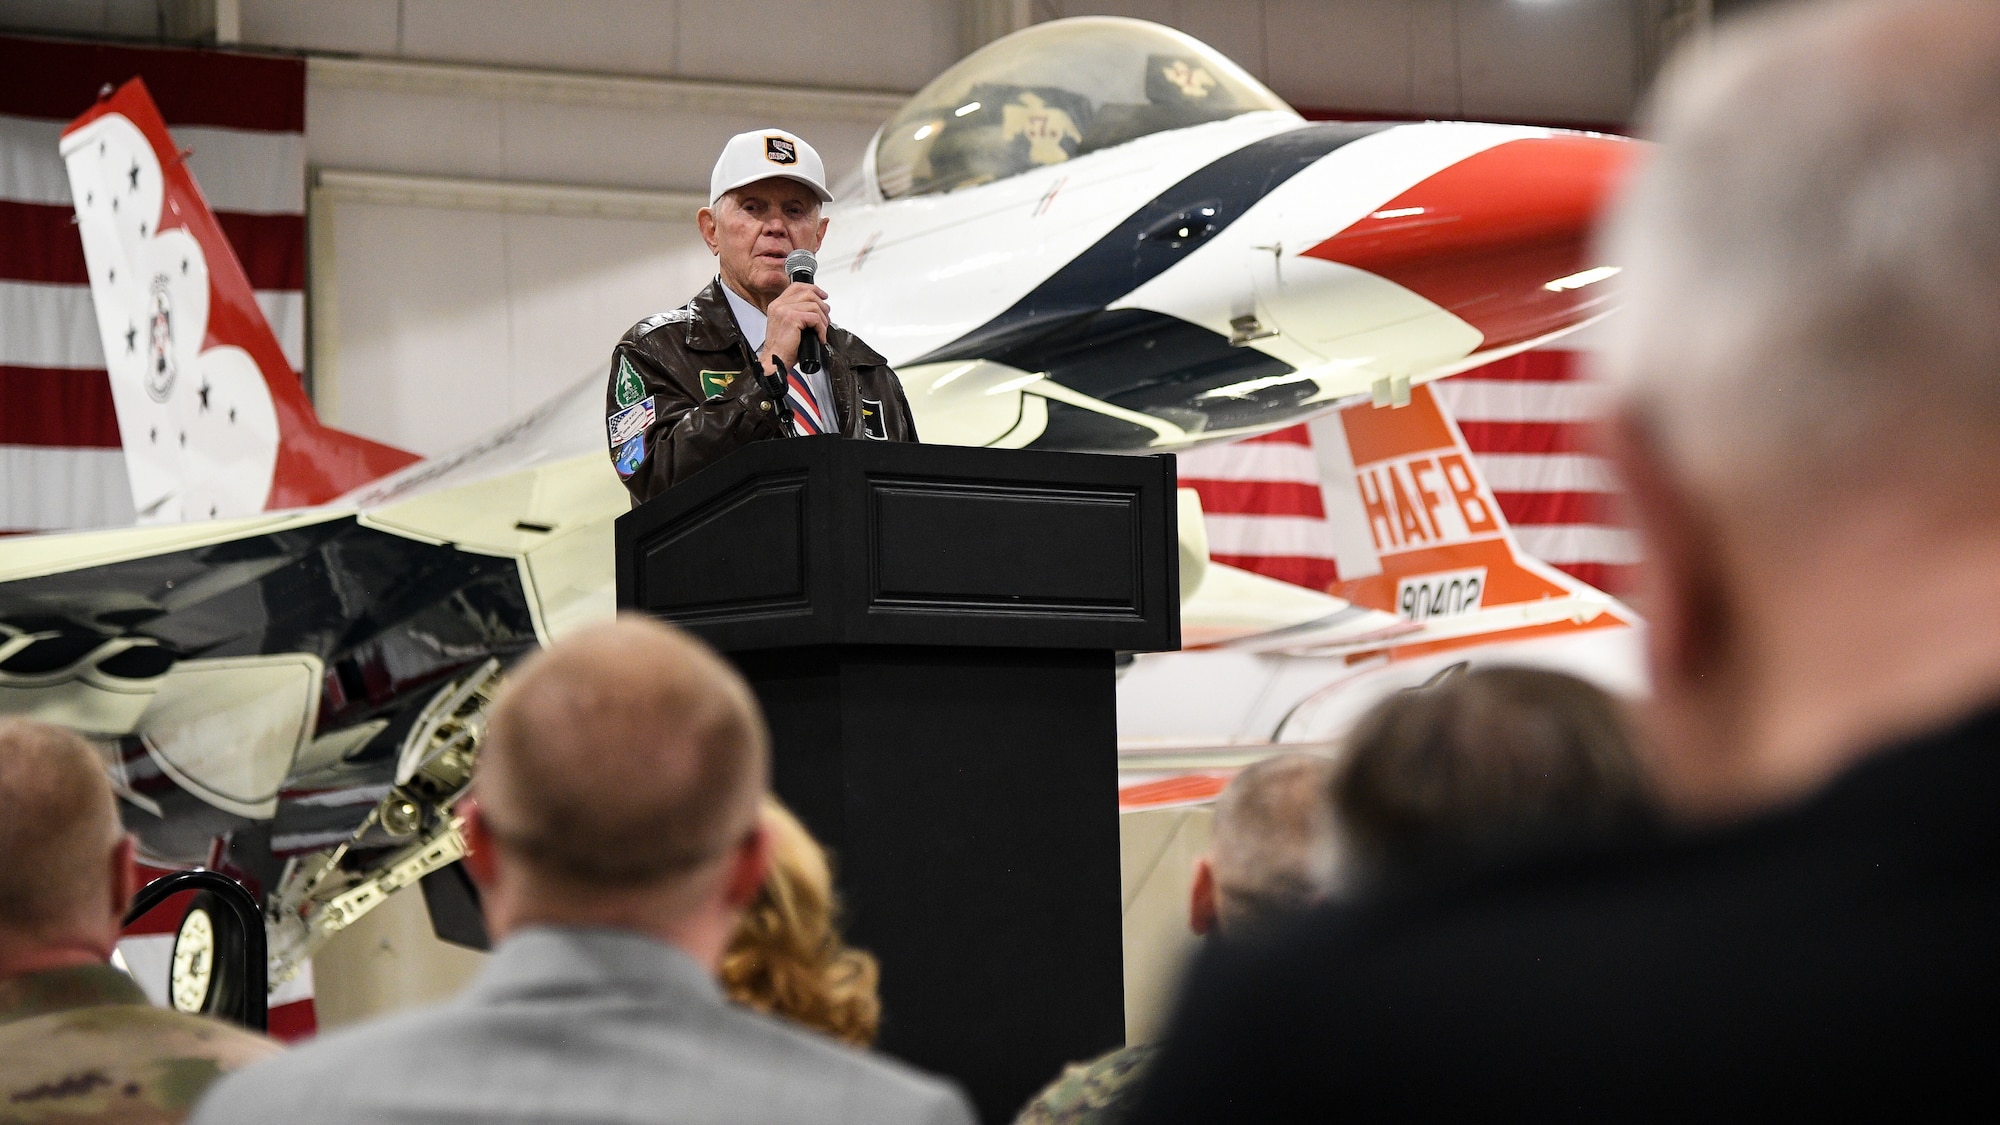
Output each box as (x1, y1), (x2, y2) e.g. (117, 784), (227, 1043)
(720, 277), (836, 428)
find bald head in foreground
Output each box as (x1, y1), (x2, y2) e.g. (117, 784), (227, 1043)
(0, 719), (276, 1122)
(1131, 2), (2000, 1118)
(192, 617), (973, 1125)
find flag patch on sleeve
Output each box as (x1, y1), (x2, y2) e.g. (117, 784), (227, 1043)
(608, 396), (655, 446)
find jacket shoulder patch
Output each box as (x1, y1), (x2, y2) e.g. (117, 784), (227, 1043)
(613, 355), (647, 407)
(699, 370), (738, 399)
(860, 396), (888, 439)
(608, 395), (656, 445)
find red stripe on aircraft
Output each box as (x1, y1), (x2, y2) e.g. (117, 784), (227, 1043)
(1303, 135), (1634, 351)
(0, 365), (119, 447)
(0, 200), (304, 290)
(1366, 611), (1629, 663)
(0, 34), (304, 131)
(1118, 774), (1230, 810)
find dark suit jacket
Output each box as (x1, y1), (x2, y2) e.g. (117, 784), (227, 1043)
(1130, 704), (2000, 1121)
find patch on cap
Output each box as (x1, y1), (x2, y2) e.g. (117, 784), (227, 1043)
(765, 136), (798, 165)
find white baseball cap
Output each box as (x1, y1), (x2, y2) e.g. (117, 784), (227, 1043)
(709, 128), (833, 205)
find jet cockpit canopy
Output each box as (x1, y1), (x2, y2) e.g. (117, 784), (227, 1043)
(870, 18), (1294, 201)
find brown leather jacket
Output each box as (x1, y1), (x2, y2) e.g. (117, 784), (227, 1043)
(606, 278), (919, 503)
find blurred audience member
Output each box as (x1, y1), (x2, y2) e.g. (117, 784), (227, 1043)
(1131, 1), (2000, 1117)
(1188, 753), (1339, 938)
(192, 617), (973, 1125)
(721, 796), (880, 1045)
(1336, 666), (1651, 885)
(1014, 753), (1336, 1125)
(0, 718), (277, 1121)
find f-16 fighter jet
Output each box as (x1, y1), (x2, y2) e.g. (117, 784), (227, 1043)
(0, 17), (1635, 1018)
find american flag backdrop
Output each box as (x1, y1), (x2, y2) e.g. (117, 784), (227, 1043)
(0, 35), (318, 1035)
(0, 35), (306, 534)
(1431, 347), (1635, 594)
(1177, 346), (1636, 597)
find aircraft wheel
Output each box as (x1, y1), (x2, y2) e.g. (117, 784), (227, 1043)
(169, 890), (245, 1021)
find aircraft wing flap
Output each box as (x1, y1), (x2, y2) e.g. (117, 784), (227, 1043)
(0, 512), (343, 584)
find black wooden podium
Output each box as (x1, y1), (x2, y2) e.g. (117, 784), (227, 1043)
(615, 436), (1179, 1122)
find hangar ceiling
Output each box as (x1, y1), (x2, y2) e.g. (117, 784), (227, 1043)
(2, 0), (1706, 128)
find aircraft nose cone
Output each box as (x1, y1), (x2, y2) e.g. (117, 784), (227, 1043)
(1301, 132), (1639, 351)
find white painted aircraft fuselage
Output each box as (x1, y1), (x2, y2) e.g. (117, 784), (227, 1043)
(1, 18), (1645, 993)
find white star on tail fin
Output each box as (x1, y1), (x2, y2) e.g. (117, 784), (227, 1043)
(60, 78), (417, 523)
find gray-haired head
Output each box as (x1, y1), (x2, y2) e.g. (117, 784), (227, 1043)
(1599, 0), (2000, 495)
(1208, 752), (1339, 934)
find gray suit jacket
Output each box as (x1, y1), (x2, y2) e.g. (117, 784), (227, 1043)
(190, 927), (976, 1125)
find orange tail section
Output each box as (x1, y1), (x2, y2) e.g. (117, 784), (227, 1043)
(1311, 383), (1635, 658)
(62, 78), (415, 521)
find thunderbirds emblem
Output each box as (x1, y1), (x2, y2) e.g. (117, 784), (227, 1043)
(1003, 92), (1082, 166)
(146, 274), (177, 403)
(1160, 60), (1216, 99)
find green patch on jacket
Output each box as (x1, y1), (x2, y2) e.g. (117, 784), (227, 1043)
(700, 370), (737, 399)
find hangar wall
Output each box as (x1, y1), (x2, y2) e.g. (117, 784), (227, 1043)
(1039, 0), (1665, 126)
(0, 0), (1692, 461)
(295, 58), (900, 453)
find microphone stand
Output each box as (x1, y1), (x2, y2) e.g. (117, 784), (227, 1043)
(759, 355), (796, 429)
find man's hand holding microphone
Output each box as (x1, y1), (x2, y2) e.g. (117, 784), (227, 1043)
(758, 249), (828, 379)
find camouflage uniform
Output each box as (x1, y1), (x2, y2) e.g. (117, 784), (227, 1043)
(1014, 1044), (1159, 1125)
(0, 964), (278, 1124)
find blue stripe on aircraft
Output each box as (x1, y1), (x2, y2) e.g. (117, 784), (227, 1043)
(914, 121), (1391, 367)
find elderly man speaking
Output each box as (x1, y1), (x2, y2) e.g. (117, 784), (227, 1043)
(607, 129), (918, 501)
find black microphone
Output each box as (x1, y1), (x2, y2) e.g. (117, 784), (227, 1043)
(786, 248), (825, 375)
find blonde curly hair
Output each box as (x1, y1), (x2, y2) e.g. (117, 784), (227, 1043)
(720, 797), (881, 1045)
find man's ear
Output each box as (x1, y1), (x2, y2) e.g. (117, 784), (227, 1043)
(721, 821), (771, 911)
(812, 214), (829, 249)
(459, 799), (499, 890)
(1604, 407), (1731, 697)
(1188, 855), (1219, 936)
(109, 834), (137, 923)
(697, 206), (720, 255)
